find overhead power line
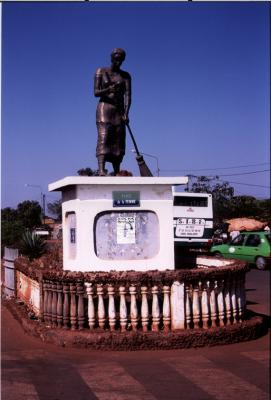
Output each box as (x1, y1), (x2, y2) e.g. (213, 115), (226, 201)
(181, 170), (270, 181)
(185, 175), (269, 189)
(216, 180), (269, 188)
(161, 162), (270, 173)
(210, 169), (270, 177)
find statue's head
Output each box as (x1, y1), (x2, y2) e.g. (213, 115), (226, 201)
(111, 48), (126, 68)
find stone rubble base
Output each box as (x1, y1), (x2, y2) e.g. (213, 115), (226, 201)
(3, 298), (267, 351)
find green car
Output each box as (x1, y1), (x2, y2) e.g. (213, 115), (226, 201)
(210, 231), (271, 270)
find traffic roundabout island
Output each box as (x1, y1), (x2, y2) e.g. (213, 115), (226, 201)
(3, 297), (265, 351)
(3, 255), (266, 351)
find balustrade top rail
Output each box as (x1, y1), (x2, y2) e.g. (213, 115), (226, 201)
(15, 256), (249, 287)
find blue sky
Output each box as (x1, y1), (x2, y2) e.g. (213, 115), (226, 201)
(1, 2), (270, 209)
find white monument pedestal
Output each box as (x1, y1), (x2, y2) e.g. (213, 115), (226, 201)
(49, 176), (188, 272)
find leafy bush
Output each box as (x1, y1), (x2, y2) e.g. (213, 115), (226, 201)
(1, 219), (24, 255)
(20, 230), (47, 260)
(1, 202), (42, 252)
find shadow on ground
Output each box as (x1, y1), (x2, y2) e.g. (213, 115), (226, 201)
(246, 309), (271, 330)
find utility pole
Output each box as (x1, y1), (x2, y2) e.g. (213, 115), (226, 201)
(42, 194), (46, 224)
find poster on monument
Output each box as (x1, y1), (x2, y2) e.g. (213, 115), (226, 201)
(116, 215), (136, 244)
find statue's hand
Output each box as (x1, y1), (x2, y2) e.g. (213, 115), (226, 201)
(109, 81), (122, 93)
(108, 84), (116, 93)
(122, 114), (129, 124)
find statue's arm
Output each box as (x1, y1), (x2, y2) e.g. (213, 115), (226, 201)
(124, 75), (131, 120)
(94, 69), (113, 98)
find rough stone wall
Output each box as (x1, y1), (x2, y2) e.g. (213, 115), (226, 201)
(14, 255), (248, 288)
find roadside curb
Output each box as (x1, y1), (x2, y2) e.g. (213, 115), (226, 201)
(3, 298), (268, 351)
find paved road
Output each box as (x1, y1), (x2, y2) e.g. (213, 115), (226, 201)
(1, 269), (270, 400)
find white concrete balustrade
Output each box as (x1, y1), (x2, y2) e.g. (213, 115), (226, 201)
(40, 273), (246, 331)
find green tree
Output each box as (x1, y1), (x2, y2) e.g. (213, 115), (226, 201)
(47, 199), (62, 221)
(257, 198), (271, 222)
(1, 207), (18, 222)
(1, 219), (24, 250)
(1, 201), (42, 251)
(187, 175), (214, 193)
(229, 196), (260, 219)
(17, 201), (42, 229)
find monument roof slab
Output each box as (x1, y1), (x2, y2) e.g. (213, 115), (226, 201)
(48, 176), (188, 192)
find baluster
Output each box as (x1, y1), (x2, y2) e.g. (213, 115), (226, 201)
(239, 273), (246, 321)
(57, 282), (63, 328)
(38, 279), (44, 322)
(63, 283), (70, 329)
(129, 286), (138, 330)
(224, 278), (232, 325)
(231, 277), (238, 323)
(217, 279), (225, 326)
(151, 286), (160, 332)
(236, 274), (244, 322)
(108, 284), (116, 331)
(209, 280), (218, 327)
(47, 281), (52, 324)
(119, 286), (127, 332)
(70, 283), (77, 330)
(77, 282), (85, 330)
(162, 286), (171, 332)
(51, 282), (58, 328)
(85, 283), (95, 330)
(97, 284), (105, 329)
(141, 286), (149, 332)
(201, 281), (209, 329)
(240, 272), (246, 319)
(43, 281), (48, 323)
(185, 285), (191, 329)
(171, 281), (185, 330)
(192, 283), (200, 329)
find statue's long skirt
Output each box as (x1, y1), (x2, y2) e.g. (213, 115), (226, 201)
(96, 101), (126, 163)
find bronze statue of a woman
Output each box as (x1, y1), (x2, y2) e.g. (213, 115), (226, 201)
(94, 48), (131, 176)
